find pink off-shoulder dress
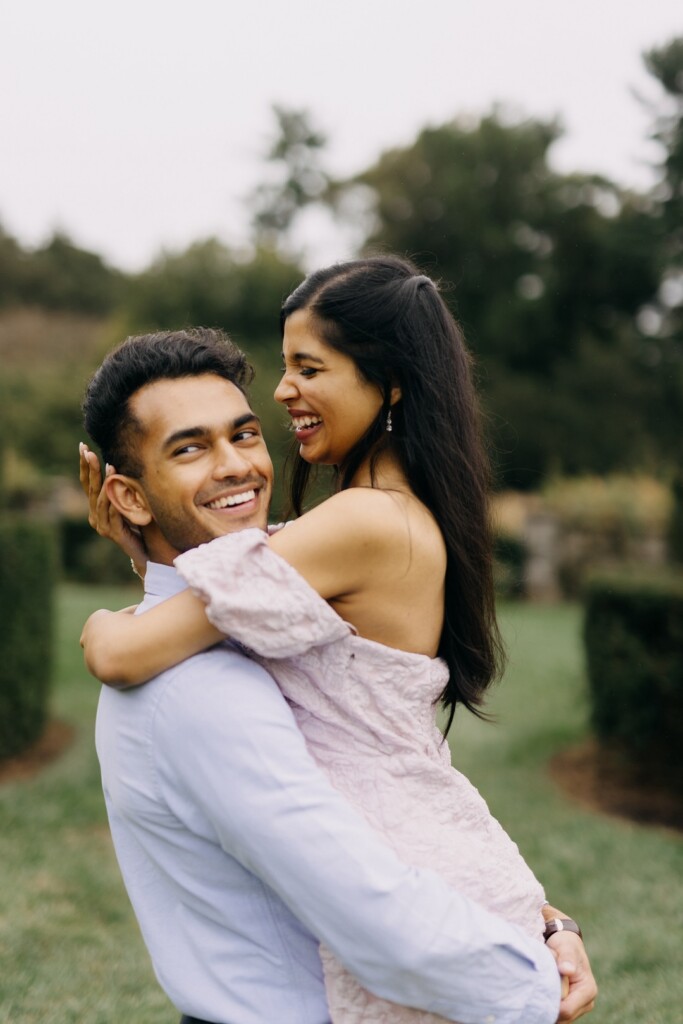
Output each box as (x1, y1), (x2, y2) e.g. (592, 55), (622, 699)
(175, 529), (546, 1024)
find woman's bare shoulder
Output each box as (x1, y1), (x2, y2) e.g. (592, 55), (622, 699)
(270, 487), (444, 599)
(304, 487), (416, 538)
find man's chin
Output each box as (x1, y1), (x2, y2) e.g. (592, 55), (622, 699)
(202, 510), (269, 540)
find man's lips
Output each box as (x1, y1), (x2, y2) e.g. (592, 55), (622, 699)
(204, 489), (256, 511)
(200, 484), (264, 512)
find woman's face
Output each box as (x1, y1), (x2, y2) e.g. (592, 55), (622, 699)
(274, 308), (384, 465)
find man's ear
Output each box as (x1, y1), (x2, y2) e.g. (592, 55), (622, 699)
(104, 474), (153, 526)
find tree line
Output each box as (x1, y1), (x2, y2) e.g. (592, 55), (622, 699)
(1, 37), (681, 497)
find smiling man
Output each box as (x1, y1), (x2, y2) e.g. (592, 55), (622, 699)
(80, 328), (587, 1024)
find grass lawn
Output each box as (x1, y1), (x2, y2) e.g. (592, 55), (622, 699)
(1, 588), (681, 1023)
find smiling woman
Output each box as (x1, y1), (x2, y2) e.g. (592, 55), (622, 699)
(275, 307), (394, 467)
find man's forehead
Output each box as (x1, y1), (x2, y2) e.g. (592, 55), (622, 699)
(131, 374), (252, 430)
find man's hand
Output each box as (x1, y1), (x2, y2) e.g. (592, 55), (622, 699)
(542, 905), (597, 1022)
(547, 930), (597, 1021)
(79, 442), (147, 576)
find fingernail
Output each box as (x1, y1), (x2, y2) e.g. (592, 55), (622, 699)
(79, 442), (84, 454)
(105, 463), (113, 476)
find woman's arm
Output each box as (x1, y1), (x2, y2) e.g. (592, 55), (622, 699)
(81, 488), (400, 687)
(80, 591), (223, 687)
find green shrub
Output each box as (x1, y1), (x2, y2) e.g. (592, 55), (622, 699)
(494, 532), (527, 599)
(669, 471), (683, 565)
(0, 519), (56, 759)
(60, 517), (134, 584)
(583, 571), (683, 785)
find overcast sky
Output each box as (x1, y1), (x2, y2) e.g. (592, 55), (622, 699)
(1, 0), (681, 271)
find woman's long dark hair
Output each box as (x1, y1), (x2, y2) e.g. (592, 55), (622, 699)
(280, 255), (504, 729)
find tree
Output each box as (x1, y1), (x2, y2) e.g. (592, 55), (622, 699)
(641, 39), (683, 461)
(338, 111), (665, 485)
(0, 224), (127, 314)
(126, 238), (302, 352)
(249, 105), (330, 248)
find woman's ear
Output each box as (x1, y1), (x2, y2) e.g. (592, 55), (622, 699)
(104, 474), (153, 527)
(389, 384), (402, 406)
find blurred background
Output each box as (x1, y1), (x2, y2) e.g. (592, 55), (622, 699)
(1, 0), (682, 581)
(1, 3), (682, 1022)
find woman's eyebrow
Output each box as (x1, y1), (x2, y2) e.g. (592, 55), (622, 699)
(287, 351), (325, 364)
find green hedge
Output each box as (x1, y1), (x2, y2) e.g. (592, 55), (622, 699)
(669, 471), (683, 565)
(0, 519), (56, 760)
(60, 517), (134, 584)
(583, 572), (683, 783)
(494, 533), (527, 599)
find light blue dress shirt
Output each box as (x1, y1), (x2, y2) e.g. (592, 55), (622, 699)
(96, 562), (561, 1024)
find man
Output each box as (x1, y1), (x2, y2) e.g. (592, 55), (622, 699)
(81, 328), (595, 1024)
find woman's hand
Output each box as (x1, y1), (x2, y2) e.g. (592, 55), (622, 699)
(79, 442), (147, 578)
(80, 606), (139, 686)
(80, 591), (223, 687)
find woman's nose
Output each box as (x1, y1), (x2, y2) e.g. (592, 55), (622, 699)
(274, 371), (298, 404)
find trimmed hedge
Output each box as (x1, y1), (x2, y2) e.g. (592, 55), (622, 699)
(494, 533), (527, 599)
(60, 517), (134, 584)
(669, 471), (683, 565)
(583, 572), (683, 783)
(0, 519), (56, 760)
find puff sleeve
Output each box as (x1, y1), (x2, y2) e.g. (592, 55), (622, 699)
(174, 529), (350, 658)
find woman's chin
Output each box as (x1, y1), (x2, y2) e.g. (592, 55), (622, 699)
(298, 446), (335, 466)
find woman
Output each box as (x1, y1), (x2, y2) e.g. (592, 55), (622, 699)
(81, 256), (576, 1023)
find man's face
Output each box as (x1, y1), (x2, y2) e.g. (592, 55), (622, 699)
(129, 374), (273, 562)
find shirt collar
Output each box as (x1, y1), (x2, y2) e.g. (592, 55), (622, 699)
(143, 562), (189, 600)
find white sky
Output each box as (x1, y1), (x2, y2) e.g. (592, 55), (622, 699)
(1, 0), (681, 271)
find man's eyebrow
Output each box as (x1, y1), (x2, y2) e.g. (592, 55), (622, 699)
(162, 413), (261, 450)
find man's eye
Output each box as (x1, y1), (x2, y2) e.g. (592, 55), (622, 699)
(175, 444), (201, 455)
(234, 429), (260, 442)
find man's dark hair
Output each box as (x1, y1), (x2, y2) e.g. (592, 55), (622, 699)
(82, 328), (253, 477)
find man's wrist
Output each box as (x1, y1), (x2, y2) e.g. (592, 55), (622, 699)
(543, 917), (583, 942)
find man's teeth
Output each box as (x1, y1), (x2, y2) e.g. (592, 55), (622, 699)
(290, 415), (322, 430)
(206, 489), (256, 510)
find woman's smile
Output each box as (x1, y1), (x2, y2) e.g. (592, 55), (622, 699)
(287, 408), (324, 441)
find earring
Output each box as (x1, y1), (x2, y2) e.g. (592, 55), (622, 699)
(386, 409), (393, 432)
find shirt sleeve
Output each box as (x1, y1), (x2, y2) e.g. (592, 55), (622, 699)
(153, 649), (561, 1024)
(174, 529), (350, 657)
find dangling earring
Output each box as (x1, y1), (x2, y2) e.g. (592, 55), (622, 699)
(386, 409), (393, 433)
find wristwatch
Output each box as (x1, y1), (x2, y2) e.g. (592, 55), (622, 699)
(543, 917), (583, 942)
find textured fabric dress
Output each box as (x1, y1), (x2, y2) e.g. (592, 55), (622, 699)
(175, 529), (546, 1024)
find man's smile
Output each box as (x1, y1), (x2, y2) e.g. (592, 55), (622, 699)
(204, 488), (257, 510)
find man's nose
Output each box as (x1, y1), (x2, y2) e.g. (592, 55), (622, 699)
(211, 440), (253, 479)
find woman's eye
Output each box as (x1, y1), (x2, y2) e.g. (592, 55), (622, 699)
(300, 367), (318, 377)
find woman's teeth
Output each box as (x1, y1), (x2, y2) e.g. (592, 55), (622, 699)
(206, 489), (256, 510)
(290, 415), (322, 430)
